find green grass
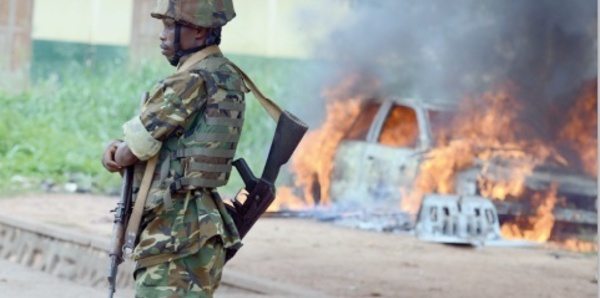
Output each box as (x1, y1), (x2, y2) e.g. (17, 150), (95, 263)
(0, 54), (311, 197)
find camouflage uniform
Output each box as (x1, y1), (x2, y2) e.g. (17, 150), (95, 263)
(120, 1), (243, 297)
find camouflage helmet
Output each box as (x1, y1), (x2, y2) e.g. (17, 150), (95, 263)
(151, 0), (236, 28)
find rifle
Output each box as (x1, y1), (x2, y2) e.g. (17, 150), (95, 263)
(107, 166), (134, 298)
(225, 110), (308, 261)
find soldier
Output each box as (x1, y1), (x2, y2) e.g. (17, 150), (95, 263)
(101, 0), (245, 296)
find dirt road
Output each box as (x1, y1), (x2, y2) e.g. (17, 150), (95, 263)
(0, 193), (597, 297)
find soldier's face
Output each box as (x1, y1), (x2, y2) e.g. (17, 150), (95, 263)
(159, 19), (201, 60)
(159, 19), (176, 59)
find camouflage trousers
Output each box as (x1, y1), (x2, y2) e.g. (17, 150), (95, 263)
(134, 237), (225, 298)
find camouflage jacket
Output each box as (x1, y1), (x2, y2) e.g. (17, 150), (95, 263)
(122, 52), (246, 269)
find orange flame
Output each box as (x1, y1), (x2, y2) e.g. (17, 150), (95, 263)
(406, 84), (558, 209)
(379, 106), (420, 147)
(558, 238), (598, 252)
(500, 184), (558, 242)
(266, 186), (307, 212)
(560, 80), (597, 177)
(287, 73), (381, 207)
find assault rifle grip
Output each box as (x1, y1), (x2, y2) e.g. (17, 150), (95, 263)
(232, 158), (258, 191)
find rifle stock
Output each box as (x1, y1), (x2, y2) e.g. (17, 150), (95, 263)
(261, 111), (308, 183)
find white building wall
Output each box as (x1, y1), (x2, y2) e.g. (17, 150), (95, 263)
(32, 0), (353, 58)
(32, 0), (133, 45)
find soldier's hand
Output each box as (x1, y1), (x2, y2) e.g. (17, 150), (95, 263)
(115, 142), (139, 168)
(102, 140), (123, 173)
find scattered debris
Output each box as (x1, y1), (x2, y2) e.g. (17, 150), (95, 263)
(66, 172), (94, 193)
(64, 182), (78, 193)
(40, 179), (57, 192)
(330, 210), (413, 233)
(267, 205), (414, 234)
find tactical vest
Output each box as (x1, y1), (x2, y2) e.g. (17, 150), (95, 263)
(133, 55), (248, 207)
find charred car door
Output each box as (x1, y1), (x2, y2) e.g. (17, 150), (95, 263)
(330, 98), (431, 203)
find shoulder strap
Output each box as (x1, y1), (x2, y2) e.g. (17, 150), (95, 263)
(226, 62), (282, 123)
(180, 46), (283, 123)
(175, 45), (222, 74)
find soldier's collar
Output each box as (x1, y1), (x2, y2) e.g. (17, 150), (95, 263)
(175, 46), (222, 74)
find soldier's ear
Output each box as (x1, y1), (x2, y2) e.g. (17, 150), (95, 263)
(195, 27), (209, 41)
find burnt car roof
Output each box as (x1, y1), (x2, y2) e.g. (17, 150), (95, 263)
(377, 97), (458, 112)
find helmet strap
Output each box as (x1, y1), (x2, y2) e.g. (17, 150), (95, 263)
(168, 23), (209, 67)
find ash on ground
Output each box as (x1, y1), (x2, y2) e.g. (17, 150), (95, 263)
(268, 204), (415, 234)
(325, 209), (415, 233)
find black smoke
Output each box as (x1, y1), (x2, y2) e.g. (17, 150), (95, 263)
(313, 0), (597, 140)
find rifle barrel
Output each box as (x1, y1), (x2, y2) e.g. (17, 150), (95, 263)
(107, 166), (134, 298)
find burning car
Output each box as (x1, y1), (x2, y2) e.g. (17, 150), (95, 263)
(279, 71), (596, 250)
(322, 89), (597, 248)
